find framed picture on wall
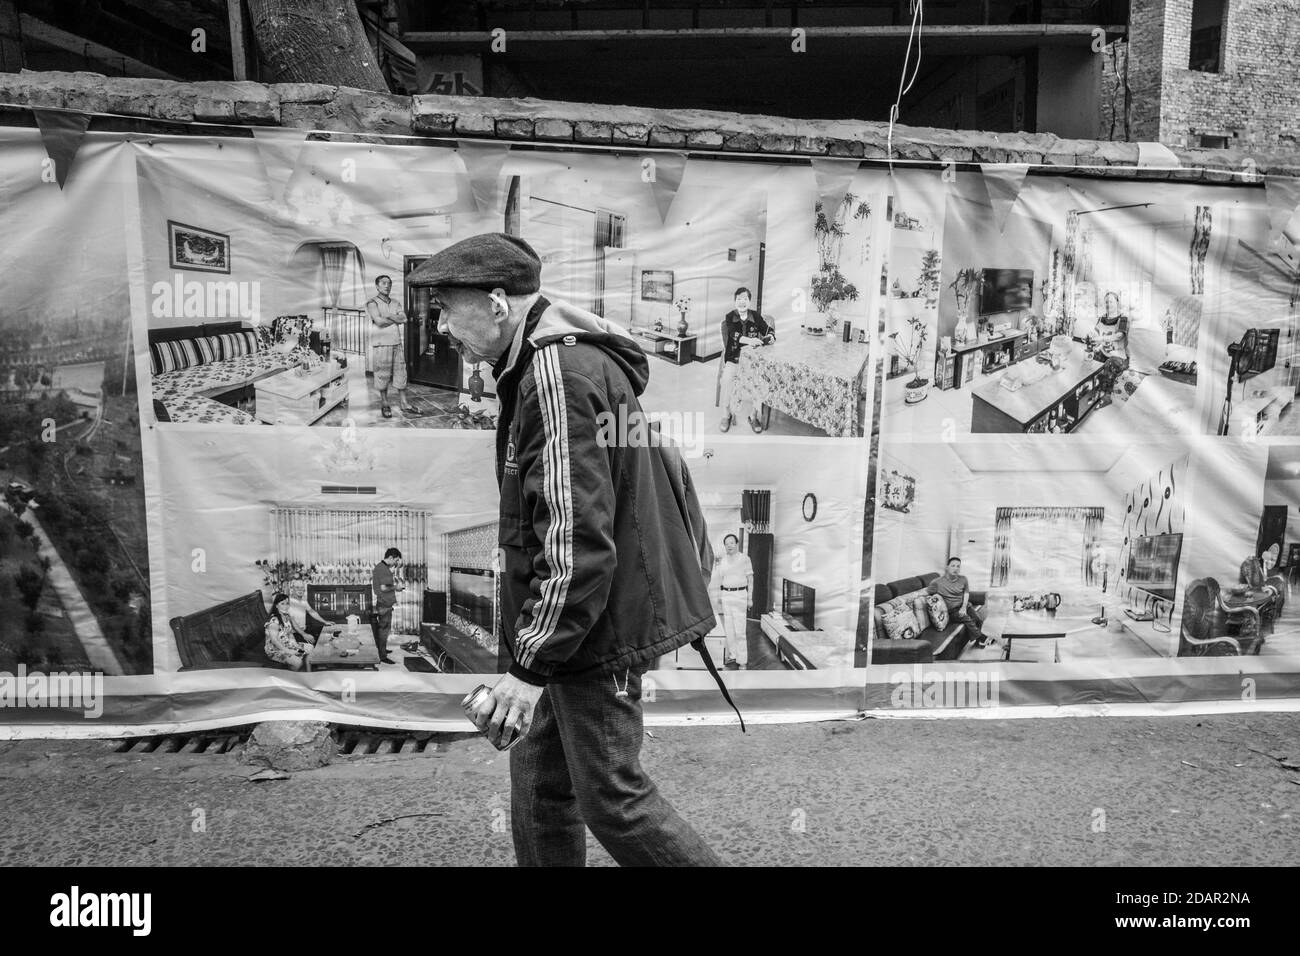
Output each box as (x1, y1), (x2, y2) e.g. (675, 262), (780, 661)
(168, 221), (231, 273)
(880, 469), (915, 513)
(640, 270), (674, 303)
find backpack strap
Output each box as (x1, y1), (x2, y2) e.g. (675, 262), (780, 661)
(690, 636), (746, 733)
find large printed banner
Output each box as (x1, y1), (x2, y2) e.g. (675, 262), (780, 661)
(0, 124), (1297, 733)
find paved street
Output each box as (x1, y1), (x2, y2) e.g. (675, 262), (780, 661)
(0, 712), (1296, 866)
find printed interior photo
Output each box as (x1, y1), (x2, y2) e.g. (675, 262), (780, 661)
(877, 175), (1278, 438)
(868, 436), (1299, 664)
(499, 157), (878, 440)
(1200, 206), (1300, 437)
(153, 427), (865, 676)
(136, 138), (508, 430)
(153, 429), (499, 674)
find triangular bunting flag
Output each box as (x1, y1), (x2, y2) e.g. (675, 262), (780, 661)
(250, 126), (309, 206)
(1136, 142), (1180, 168)
(1264, 174), (1300, 249)
(810, 157), (859, 221)
(457, 140), (511, 214)
(981, 163), (1030, 234)
(646, 152), (687, 224)
(32, 109), (91, 189)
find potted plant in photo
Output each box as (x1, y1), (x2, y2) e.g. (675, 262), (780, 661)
(888, 313), (931, 403)
(903, 313), (931, 404)
(812, 192), (871, 334)
(949, 267), (981, 344)
(917, 248), (942, 306)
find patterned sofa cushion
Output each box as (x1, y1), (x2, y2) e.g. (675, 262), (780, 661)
(217, 330), (259, 358)
(151, 338), (200, 375)
(272, 314), (312, 345)
(925, 593), (950, 630)
(879, 597), (922, 641)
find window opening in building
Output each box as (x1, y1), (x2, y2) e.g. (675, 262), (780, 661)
(1190, 0), (1226, 72)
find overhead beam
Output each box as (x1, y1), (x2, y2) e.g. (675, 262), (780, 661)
(18, 13), (179, 80)
(402, 24), (1127, 58)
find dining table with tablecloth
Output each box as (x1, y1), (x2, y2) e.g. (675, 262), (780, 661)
(730, 332), (871, 437)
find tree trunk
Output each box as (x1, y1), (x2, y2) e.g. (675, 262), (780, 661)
(247, 0), (388, 91)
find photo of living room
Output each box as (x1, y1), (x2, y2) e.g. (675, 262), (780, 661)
(878, 173), (1254, 438)
(519, 156), (879, 439)
(664, 438), (867, 671)
(866, 436), (1261, 666)
(1199, 200), (1300, 437)
(152, 428), (505, 673)
(135, 136), (514, 430)
(152, 426), (866, 676)
(1184, 442), (1300, 659)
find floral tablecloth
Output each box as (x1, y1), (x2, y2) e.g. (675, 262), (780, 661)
(732, 333), (871, 437)
(152, 351), (292, 426)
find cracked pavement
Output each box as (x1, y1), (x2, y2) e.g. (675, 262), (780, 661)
(0, 712), (1296, 866)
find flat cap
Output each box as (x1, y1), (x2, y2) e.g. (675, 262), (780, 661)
(405, 232), (542, 294)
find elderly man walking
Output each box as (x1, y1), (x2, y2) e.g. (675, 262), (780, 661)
(408, 233), (724, 867)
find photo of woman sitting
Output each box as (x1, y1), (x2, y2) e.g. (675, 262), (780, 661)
(264, 591), (317, 670)
(1076, 290), (1130, 361)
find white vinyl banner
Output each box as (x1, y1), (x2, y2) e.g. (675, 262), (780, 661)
(0, 125), (1297, 734)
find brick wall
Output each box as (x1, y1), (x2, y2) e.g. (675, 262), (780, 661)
(1125, 0), (1300, 148)
(0, 70), (1296, 176)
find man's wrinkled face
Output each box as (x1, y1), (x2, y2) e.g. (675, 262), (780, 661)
(946, 560), (961, 579)
(434, 287), (509, 365)
(734, 293), (750, 313)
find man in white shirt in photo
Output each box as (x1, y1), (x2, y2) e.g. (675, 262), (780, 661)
(366, 274), (414, 419)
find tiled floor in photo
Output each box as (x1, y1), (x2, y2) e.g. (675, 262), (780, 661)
(314, 363), (498, 430)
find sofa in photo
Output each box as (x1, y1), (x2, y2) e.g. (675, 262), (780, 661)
(871, 572), (986, 664)
(148, 318), (309, 425)
(170, 590), (277, 670)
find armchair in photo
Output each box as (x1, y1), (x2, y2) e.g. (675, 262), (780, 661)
(169, 591), (277, 670)
(1177, 578), (1265, 657)
(1239, 556), (1285, 633)
(871, 572), (987, 664)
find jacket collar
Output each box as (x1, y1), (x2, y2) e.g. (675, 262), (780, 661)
(492, 294), (549, 383)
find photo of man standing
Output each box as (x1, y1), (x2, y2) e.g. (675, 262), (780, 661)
(408, 232), (724, 867)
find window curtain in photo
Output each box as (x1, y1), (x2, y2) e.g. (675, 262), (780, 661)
(319, 243), (359, 309)
(1081, 508), (1104, 585)
(989, 506), (1104, 587)
(271, 506), (430, 634)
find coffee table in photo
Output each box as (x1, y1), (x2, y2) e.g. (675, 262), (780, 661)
(982, 606), (1101, 662)
(305, 624), (379, 672)
(254, 359), (349, 425)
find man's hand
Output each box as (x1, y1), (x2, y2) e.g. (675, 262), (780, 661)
(469, 672), (544, 749)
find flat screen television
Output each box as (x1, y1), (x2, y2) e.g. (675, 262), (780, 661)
(979, 268), (1034, 314)
(1125, 533), (1183, 601)
(450, 566), (494, 632)
(782, 579), (816, 630)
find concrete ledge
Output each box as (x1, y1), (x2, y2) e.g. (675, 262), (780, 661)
(0, 71), (1297, 177)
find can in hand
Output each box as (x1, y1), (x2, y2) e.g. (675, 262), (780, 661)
(461, 684), (523, 751)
